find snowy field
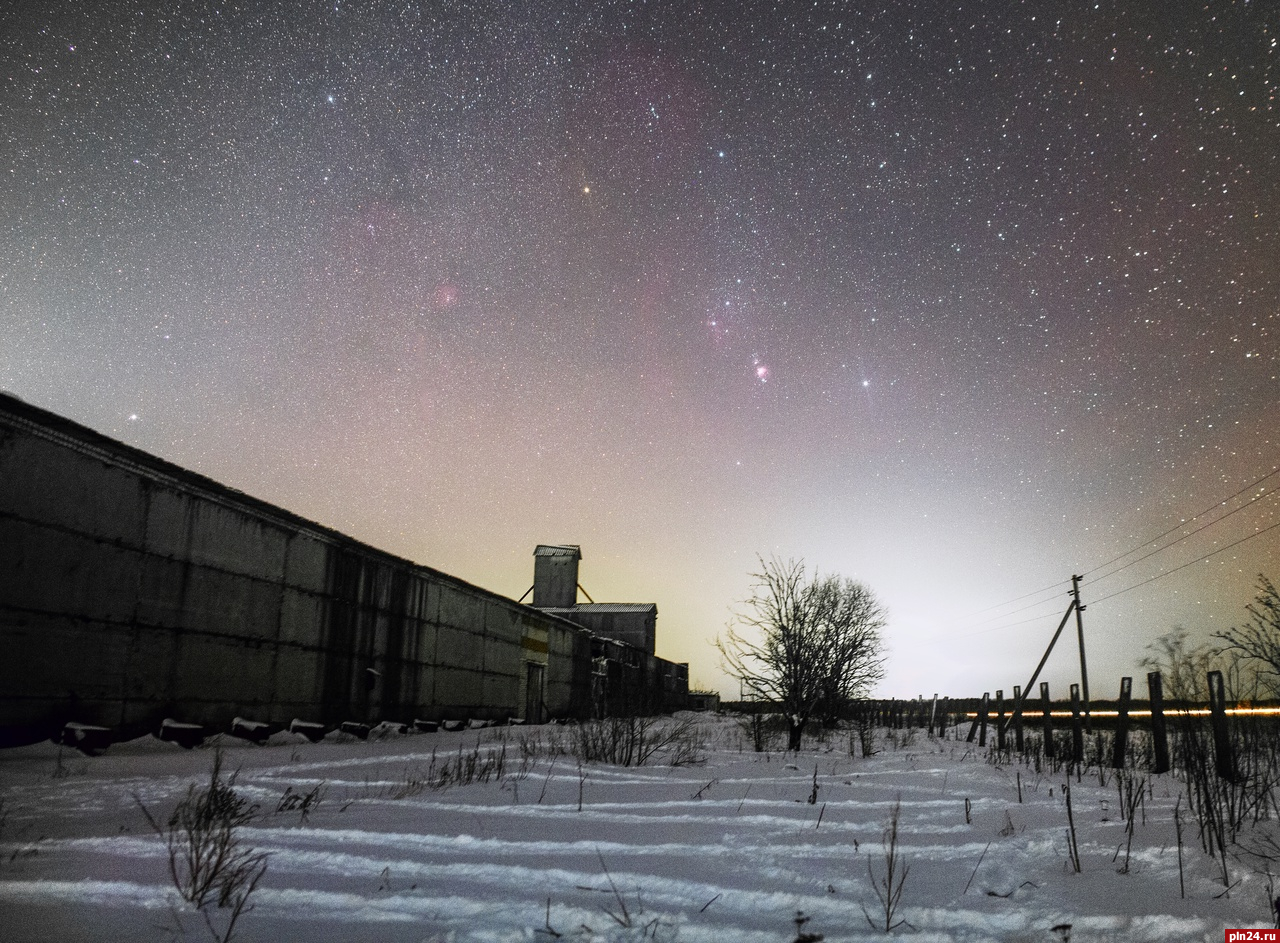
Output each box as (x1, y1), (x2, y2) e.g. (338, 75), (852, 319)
(0, 713), (1273, 942)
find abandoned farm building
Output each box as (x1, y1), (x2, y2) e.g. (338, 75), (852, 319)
(0, 392), (688, 748)
(530, 543), (657, 655)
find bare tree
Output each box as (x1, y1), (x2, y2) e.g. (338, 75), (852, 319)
(810, 575), (888, 728)
(1140, 627), (1225, 702)
(718, 557), (885, 751)
(1214, 575), (1280, 698)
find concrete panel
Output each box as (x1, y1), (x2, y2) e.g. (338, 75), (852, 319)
(0, 615), (133, 722)
(409, 660), (436, 714)
(379, 640), (426, 715)
(172, 633), (278, 708)
(482, 631), (520, 679)
(436, 583), (486, 635)
(132, 554), (190, 629)
(120, 623), (183, 704)
(2, 520), (141, 623)
(407, 578), (430, 622)
(480, 672), (516, 715)
(394, 616), (425, 666)
(411, 620), (437, 667)
(144, 487), (289, 578)
(370, 566), (404, 612)
(278, 588), (326, 645)
(268, 649), (323, 714)
(435, 626), (484, 672)
(433, 666), (486, 710)
(515, 609), (551, 634)
(138, 560), (281, 639)
(422, 581), (441, 625)
(485, 602), (520, 638)
(0, 434), (147, 546)
(282, 533), (330, 593)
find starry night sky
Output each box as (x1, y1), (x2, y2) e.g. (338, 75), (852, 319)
(3, 1), (1278, 698)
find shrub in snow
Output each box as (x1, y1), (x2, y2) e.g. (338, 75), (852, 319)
(134, 748), (268, 943)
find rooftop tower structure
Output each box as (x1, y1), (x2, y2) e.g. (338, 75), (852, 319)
(532, 544), (581, 609)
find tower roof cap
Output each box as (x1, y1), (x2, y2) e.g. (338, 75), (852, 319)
(534, 544), (581, 558)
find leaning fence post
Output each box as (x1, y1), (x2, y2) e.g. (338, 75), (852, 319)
(995, 689), (1006, 750)
(1148, 671), (1170, 774)
(1040, 682), (1055, 759)
(968, 693), (988, 744)
(1013, 684), (1025, 752)
(1112, 676), (1133, 769)
(1207, 670), (1237, 782)
(1070, 683), (1084, 764)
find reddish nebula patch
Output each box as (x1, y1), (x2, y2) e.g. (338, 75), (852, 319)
(434, 284), (459, 308)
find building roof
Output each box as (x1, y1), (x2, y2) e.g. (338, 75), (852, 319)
(533, 544), (581, 558)
(0, 393), (595, 633)
(541, 603), (656, 614)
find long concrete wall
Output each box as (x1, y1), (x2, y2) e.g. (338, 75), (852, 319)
(0, 393), (595, 746)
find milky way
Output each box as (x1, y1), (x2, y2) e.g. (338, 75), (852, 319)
(2, 1), (1277, 696)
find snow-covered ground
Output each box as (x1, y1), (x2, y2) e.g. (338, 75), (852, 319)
(0, 714), (1272, 942)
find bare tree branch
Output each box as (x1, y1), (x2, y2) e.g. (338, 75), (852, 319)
(1214, 575), (1280, 698)
(717, 557), (885, 750)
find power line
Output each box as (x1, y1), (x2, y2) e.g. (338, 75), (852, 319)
(945, 465), (1280, 642)
(1085, 486), (1279, 588)
(958, 490), (1272, 633)
(961, 505), (1279, 645)
(1083, 467), (1280, 579)
(952, 602), (1076, 640)
(954, 589), (1073, 635)
(957, 577), (1073, 620)
(1088, 517), (1280, 606)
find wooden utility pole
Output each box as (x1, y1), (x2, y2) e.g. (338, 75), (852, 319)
(1071, 575), (1092, 733)
(1006, 593), (1078, 738)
